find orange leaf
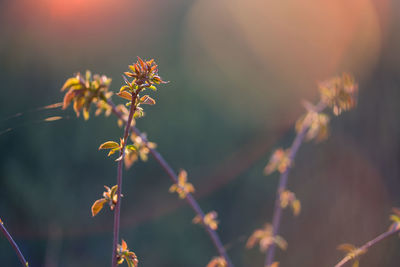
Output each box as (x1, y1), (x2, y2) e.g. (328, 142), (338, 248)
(140, 95), (156, 105)
(121, 239), (128, 251)
(91, 198), (107, 217)
(117, 91), (133, 100)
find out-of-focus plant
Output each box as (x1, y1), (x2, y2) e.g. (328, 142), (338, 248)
(61, 57), (233, 267)
(246, 74), (359, 267)
(0, 217), (29, 267)
(335, 208), (400, 267)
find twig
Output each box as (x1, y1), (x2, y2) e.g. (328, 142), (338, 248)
(107, 99), (234, 267)
(0, 218), (29, 267)
(334, 227), (400, 267)
(265, 100), (326, 266)
(111, 91), (140, 267)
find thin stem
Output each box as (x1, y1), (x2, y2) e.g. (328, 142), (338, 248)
(107, 99), (234, 267)
(0, 218), (29, 267)
(111, 91), (139, 267)
(334, 227), (400, 267)
(265, 101), (326, 267)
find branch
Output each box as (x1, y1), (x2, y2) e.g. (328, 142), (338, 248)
(334, 227), (400, 267)
(265, 100), (326, 266)
(0, 218), (29, 267)
(111, 91), (140, 267)
(107, 99), (234, 267)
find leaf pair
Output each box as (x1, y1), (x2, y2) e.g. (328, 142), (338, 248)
(279, 190), (301, 216)
(337, 244), (366, 267)
(91, 185), (120, 217)
(296, 110), (330, 143)
(246, 224), (287, 252)
(264, 148), (291, 175)
(99, 139), (136, 161)
(124, 133), (156, 169)
(193, 211), (219, 231)
(169, 169), (195, 199)
(117, 240), (138, 267)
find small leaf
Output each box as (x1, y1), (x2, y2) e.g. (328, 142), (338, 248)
(83, 107), (90, 121)
(206, 257), (227, 267)
(148, 85), (157, 91)
(62, 89), (75, 109)
(44, 116), (63, 122)
(140, 95), (156, 105)
(110, 185), (118, 197)
(99, 141), (120, 150)
(274, 236), (288, 250)
(120, 85), (130, 93)
(126, 145), (137, 151)
(121, 239), (128, 251)
(117, 91), (133, 100)
(61, 77), (80, 91)
(122, 75), (131, 86)
(291, 199), (301, 216)
(108, 148), (120, 157)
(337, 243), (357, 253)
(115, 154), (123, 161)
(91, 198), (107, 217)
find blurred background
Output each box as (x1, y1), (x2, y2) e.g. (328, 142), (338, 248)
(0, 0), (399, 266)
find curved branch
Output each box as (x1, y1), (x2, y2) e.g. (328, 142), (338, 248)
(0, 218), (29, 267)
(265, 101), (326, 266)
(334, 227), (400, 267)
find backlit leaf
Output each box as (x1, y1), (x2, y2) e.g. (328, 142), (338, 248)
(140, 95), (156, 105)
(337, 243), (357, 253)
(61, 77), (80, 91)
(99, 141), (120, 150)
(91, 198), (107, 217)
(117, 91), (133, 101)
(125, 145), (137, 151)
(121, 239), (128, 251)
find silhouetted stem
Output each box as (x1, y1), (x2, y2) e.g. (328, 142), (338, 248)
(0, 219), (29, 267)
(334, 227), (400, 267)
(265, 101), (326, 267)
(111, 91), (140, 267)
(107, 99), (234, 267)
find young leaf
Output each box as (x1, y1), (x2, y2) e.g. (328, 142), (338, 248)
(140, 95), (156, 105)
(206, 257), (227, 267)
(125, 145), (137, 151)
(120, 85), (130, 93)
(91, 198), (107, 217)
(121, 239), (128, 251)
(117, 91), (133, 101)
(61, 77), (81, 91)
(99, 141), (120, 150)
